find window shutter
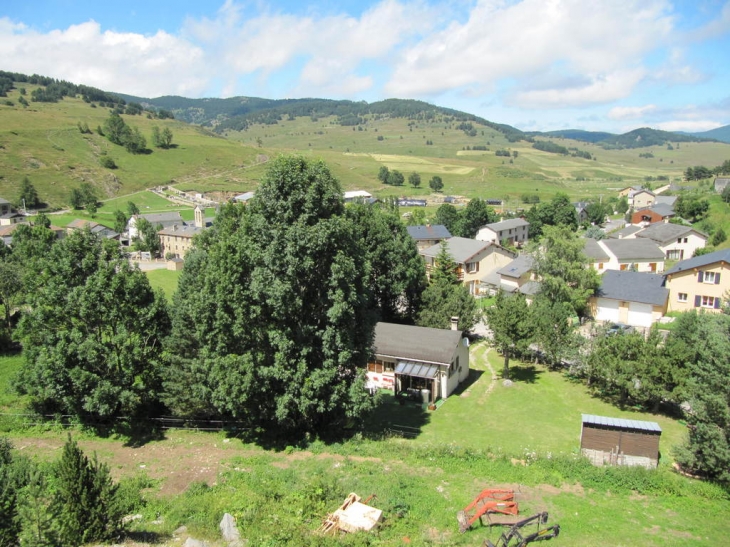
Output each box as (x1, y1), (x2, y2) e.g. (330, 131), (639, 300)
(714, 298), (721, 309)
(698, 271), (703, 283)
(715, 273), (721, 285)
(694, 295), (701, 307)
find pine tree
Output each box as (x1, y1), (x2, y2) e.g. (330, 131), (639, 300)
(53, 436), (122, 546)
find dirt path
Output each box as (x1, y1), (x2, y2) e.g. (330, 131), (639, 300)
(460, 340), (498, 403)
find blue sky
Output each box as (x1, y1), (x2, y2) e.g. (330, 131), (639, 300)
(2, 0), (729, 133)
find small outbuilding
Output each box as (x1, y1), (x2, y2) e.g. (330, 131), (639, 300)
(580, 414), (661, 469)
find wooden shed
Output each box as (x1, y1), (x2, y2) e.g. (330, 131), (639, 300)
(580, 414), (661, 469)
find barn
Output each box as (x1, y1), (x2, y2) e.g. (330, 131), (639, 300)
(580, 414), (661, 469)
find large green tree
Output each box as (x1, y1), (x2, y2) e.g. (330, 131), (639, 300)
(346, 203), (426, 323)
(14, 229), (170, 423)
(433, 203), (460, 234)
(671, 312), (730, 481)
(53, 436), (123, 546)
(531, 225), (600, 316)
(164, 156), (377, 436)
(484, 290), (532, 378)
(415, 241), (479, 332)
(455, 198), (496, 238)
(17, 176), (40, 209)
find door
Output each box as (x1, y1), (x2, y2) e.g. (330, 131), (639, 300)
(596, 298), (620, 323)
(627, 302), (653, 327)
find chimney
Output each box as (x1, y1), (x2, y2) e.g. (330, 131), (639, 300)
(450, 317), (459, 331)
(172, 224), (177, 231)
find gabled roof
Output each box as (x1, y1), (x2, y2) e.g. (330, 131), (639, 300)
(374, 322), (463, 366)
(600, 238), (665, 260)
(0, 197), (10, 205)
(635, 223), (707, 245)
(137, 211), (183, 225)
(596, 270), (668, 306)
(158, 224), (204, 238)
(233, 191), (255, 202)
(497, 255), (534, 278)
(609, 225), (642, 239)
(343, 190), (372, 200)
(583, 238), (611, 261)
(654, 195), (677, 207)
(665, 248), (730, 275)
(715, 177), (730, 192)
(632, 188), (655, 197)
(407, 224), (451, 240)
(481, 218), (529, 232)
(421, 237), (493, 263)
(636, 203), (674, 218)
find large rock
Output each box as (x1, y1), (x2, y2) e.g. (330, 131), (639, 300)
(220, 513), (241, 543)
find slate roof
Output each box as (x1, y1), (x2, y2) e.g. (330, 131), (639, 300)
(374, 322), (463, 366)
(407, 224), (451, 240)
(481, 218), (529, 232)
(653, 195), (677, 207)
(497, 255), (534, 278)
(158, 224), (204, 238)
(609, 225), (642, 239)
(664, 248), (730, 275)
(583, 238), (610, 261)
(635, 223), (706, 245)
(636, 203), (675, 217)
(599, 238), (665, 260)
(582, 414), (661, 433)
(421, 237), (492, 263)
(715, 177), (730, 193)
(138, 212), (183, 226)
(595, 270), (668, 306)
(233, 191), (255, 202)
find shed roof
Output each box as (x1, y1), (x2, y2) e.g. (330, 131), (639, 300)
(582, 414), (661, 433)
(406, 224), (451, 240)
(374, 322), (463, 366)
(596, 270), (668, 306)
(665, 248), (730, 275)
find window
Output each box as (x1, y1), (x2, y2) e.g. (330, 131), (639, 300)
(678, 293), (687, 302)
(598, 262), (604, 270)
(667, 249), (683, 260)
(701, 271), (718, 284)
(683, 237), (688, 243)
(467, 262), (479, 274)
(701, 295), (716, 308)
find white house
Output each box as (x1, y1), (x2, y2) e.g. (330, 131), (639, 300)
(634, 223), (707, 261)
(591, 270), (668, 328)
(596, 238), (666, 273)
(366, 321), (470, 403)
(475, 218), (529, 247)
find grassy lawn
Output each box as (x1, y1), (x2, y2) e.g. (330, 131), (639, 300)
(144, 269), (181, 302)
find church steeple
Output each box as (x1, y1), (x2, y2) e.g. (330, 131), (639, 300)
(194, 205), (204, 228)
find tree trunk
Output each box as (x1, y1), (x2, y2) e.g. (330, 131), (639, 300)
(503, 350), (510, 379)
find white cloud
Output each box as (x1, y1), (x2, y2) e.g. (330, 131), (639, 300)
(608, 104), (657, 120)
(0, 19), (209, 97)
(654, 120), (724, 132)
(385, 0), (673, 106)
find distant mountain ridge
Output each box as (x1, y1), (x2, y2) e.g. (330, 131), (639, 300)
(686, 124), (730, 144)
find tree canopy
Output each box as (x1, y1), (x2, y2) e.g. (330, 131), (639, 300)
(164, 156), (380, 437)
(14, 229), (170, 423)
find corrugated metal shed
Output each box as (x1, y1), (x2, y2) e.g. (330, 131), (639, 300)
(581, 414), (661, 432)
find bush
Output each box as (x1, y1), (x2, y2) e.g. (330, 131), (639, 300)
(100, 156), (117, 169)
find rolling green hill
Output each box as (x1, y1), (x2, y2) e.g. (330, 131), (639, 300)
(1, 72), (729, 210)
(689, 123), (730, 144)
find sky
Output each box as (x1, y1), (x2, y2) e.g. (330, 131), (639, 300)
(2, 0), (729, 134)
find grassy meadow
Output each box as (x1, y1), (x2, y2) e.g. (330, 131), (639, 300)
(3, 83), (730, 211)
(0, 341), (728, 546)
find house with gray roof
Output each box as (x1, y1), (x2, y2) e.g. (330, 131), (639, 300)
(583, 238), (611, 272)
(630, 203), (675, 225)
(66, 219), (124, 243)
(127, 211), (184, 239)
(475, 218), (529, 248)
(420, 237), (516, 295)
(480, 254), (539, 296)
(597, 238), (665, 273)
(653, 195), (677, 208)
(590, 270), (668, 327)
(366, 321), (470, 404)
(664, 248), (730, 313)
(406, 224), (451, 250)
(634, 223), (707, 261)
